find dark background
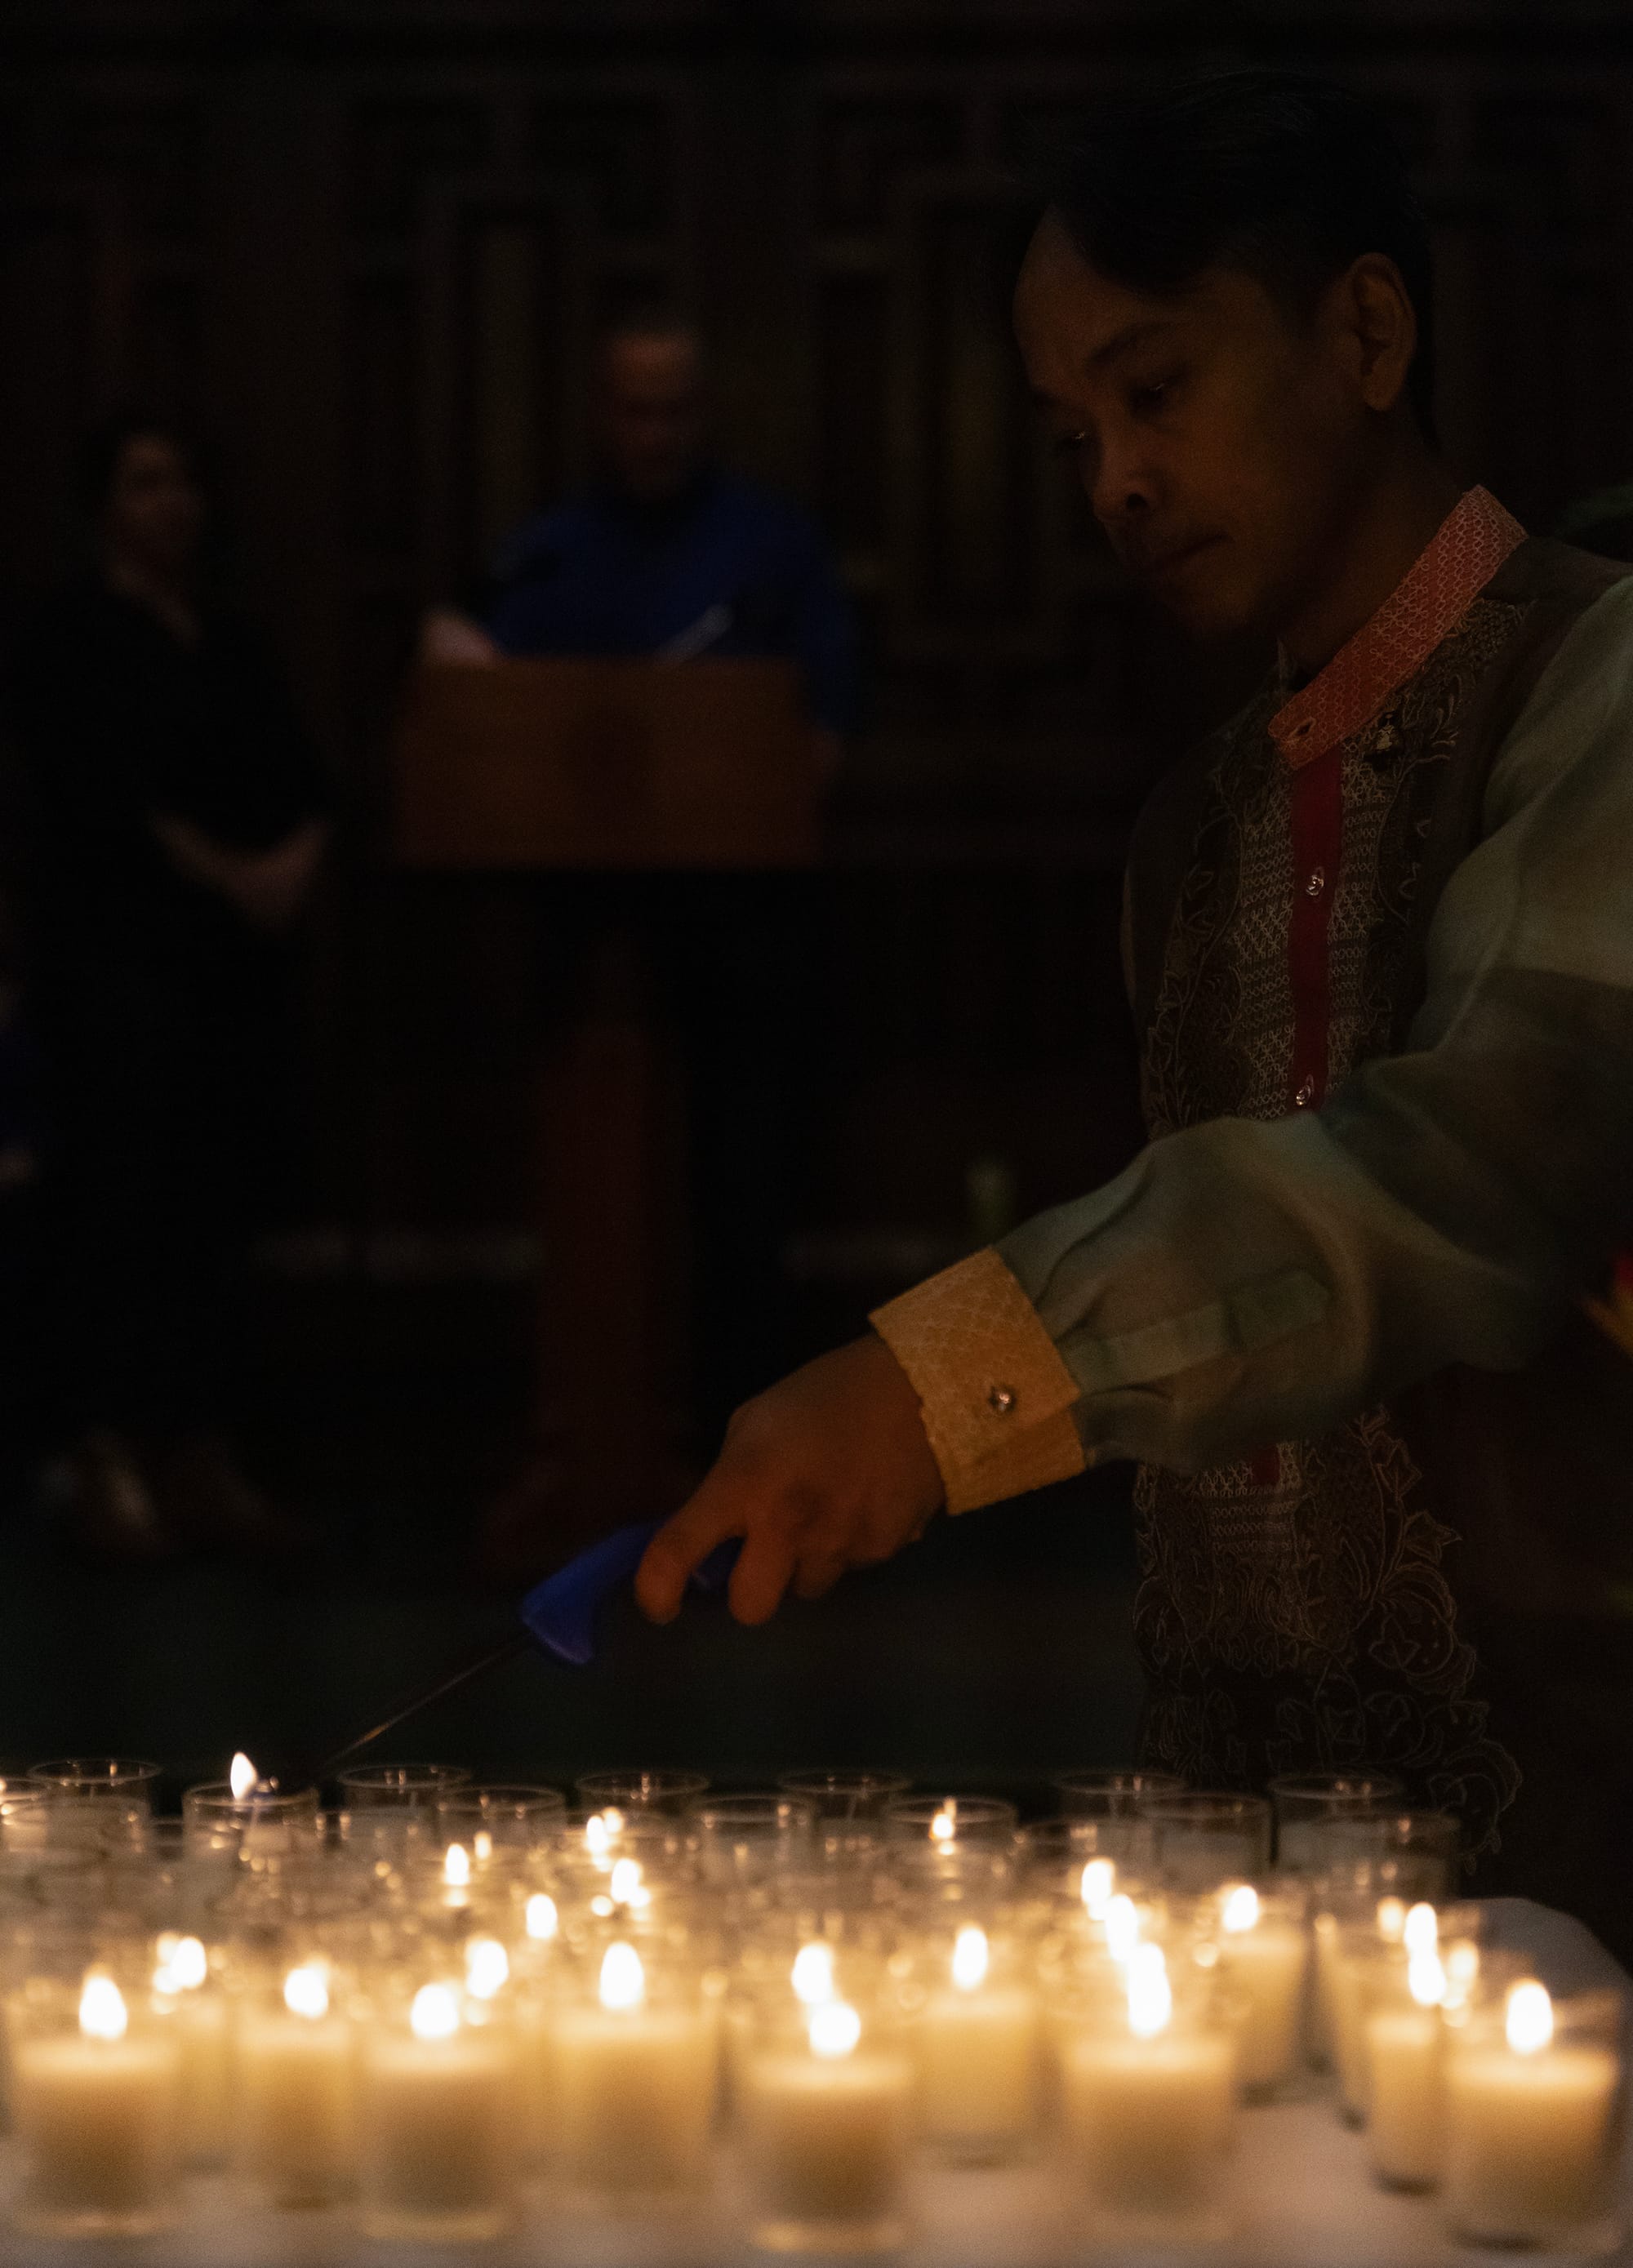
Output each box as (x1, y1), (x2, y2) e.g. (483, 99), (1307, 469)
(1, 0), (1630, 1800)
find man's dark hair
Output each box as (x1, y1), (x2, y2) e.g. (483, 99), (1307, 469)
(1036, 69), (1437, 442)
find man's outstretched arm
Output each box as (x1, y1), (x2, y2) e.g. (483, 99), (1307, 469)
(639, 576), (1633, 1625)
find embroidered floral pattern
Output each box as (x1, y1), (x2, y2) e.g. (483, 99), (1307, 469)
(1135, 596), (1533, 1853)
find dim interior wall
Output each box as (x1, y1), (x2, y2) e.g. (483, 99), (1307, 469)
(2, 1), (1631, 1254)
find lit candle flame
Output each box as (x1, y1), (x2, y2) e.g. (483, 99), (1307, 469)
(809, 2001), (861, 2059)
(229, 1752), (259, 1803)
(525, 1893), (558, 1942)
(410, 1983), (461, 2042)
(791, 1942), (835, 2007)
(443, 1843), (471, 1888)
(929, 1805), (957, 1844)
(154, 1933), (207, 1995)
(609, 1857), (650, 1910)
(585, 1808), (623, 1861)
(284, 1964), (329, 2021)
(465, 1938), (509, 1999)
(1104, 1892), (1141, 1965)
(1080, 1857), (1115, 1919)
(951, 1926), (990, 1992)
(79, 1972), (128, 2042)
(1506, 1980), (1554, 2056)
(1221, 1883), (1260, 1934)
(1376, 1897), (1407, 1944)
(1408, 1953), (1447, 2009)
(474, 1830), (493, 1864)
(599, 1941), (645, 2012)
(1403, 1902), (1439, 1959)
(1126, 1942), (1172, 2039)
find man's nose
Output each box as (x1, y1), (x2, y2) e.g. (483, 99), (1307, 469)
(1087, 437), (1157, 530)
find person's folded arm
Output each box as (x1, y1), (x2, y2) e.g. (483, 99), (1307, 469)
(873, 576), (1633, 1510)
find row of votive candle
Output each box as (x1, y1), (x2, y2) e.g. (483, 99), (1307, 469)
(0, 1759), (1620, 2252)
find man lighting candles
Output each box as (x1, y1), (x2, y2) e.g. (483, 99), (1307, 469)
(638, 68), (1633, 1957)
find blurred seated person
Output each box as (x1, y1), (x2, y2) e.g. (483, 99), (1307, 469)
(4, 414), (331, 1562)
(422, 312), (858, 770)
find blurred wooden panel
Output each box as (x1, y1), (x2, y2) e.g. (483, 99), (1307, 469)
(393, 658), (818, 870)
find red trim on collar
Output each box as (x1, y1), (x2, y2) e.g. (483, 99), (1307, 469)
(1268, 487), (1527, 772)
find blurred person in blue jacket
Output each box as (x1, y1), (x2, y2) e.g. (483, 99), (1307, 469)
(429, 318), (858, 1563)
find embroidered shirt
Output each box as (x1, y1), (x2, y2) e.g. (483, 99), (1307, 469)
(871, 487), (1633, 1507)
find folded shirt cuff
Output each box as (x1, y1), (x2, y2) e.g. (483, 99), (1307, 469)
(870, 1247), (1087, 1514)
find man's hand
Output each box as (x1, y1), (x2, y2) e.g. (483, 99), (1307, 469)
(635, 1334), (945, 1627)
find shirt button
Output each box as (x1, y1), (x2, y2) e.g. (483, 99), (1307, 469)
(987, 1384), (1017, 1416)
(1294, 1077), (1316, 1108)
(1305, 866), (1326, 898)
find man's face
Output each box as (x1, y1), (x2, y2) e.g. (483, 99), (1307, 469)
(596, 331), (707, 505)
(103, 434), (205, 577)
(1013, 213), (1374, 642)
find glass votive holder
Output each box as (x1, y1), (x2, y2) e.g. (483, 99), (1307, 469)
(776, 1769), (914, 1820)
(182, 1778), (321, 1858)
(551, 1938), (718, 2202)
(1013, 1814), (1154, 1894)
(1201, 1879), (1309, 2097)
(1318, 1808), (1462, 1906)
(906, 1919), (1043, 2163)
(690, 1793), (819, 1887)
(737, 1990), (915, 2254)
(1055, 1943), (1235, 2239)
(1328, 1897), (1482, 2125)
(337, 1760), (472, 1808)
(0, 1786), (56, 1852)
(29, 1758), (162, 1811)
(1143, 1790), (1272, 1891)
(881, 1795), (1018, 1849)
(11, 1967), (183, 2237)
(1442, 1980), (1623, 2250)
(358, 1971), (519, 2241)
(28, 1759), (161, 1852)
(1052, 1768), (1186, 1817)
(146, 1927), (234, 2170)
(1267, 1770), (1404, 1872)
(434, 1783), (567, 1852)
(576, 1768), (711, 1816)
(234, 1954), (359, 2206)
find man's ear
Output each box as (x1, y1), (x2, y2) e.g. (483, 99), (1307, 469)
(1327, 253), (1418, 416)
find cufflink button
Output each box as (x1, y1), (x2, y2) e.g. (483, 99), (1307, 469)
(987, 1384), (1017, 1416)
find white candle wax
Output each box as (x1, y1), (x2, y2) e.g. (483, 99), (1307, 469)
(514, 1991), (561, 2166)
(553, 1996), (715, 2192)
(237, 1972), (357, 2205)
(1366, 2005), (1443, 2189)
(168, 1992), (231, 2167)
(1444, 1996), (1620, 2246)
(12, 1981), (180, 2235)
(1217, 1892), (1306, 2091)
(915, 1928), (1040, 2155)
(741, 2012), (914, 2239)
(1061, 2026), (1235, 2215)
(1329, 1942), (1372, 2119)
(358, 1987), (518, 2240)
(1309, 1910), (1340, 2066)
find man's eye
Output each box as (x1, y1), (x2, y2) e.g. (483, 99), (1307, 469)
(1130, 373), (1180, 413)
(1052, 430), (1091, 458)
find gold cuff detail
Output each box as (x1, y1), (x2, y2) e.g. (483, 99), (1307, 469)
(870, 1248), (1086, 1514)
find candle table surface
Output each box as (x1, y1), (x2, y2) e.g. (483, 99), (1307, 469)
(1, 1901), (1626, 2268)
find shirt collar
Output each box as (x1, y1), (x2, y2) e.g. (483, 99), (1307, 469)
(1268, 485), (1527, 770)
